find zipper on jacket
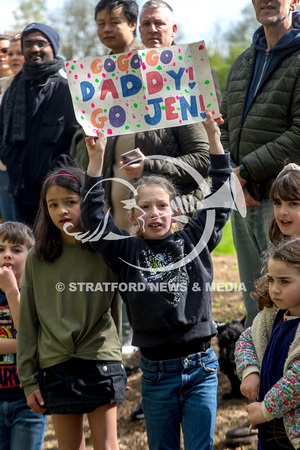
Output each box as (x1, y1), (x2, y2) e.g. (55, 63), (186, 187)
(236, 50), (269, 162)
(254, 50), (269, 97)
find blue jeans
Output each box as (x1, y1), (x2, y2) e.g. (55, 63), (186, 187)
(140, 347), (218, 450)
(0, 170), (14, 222)
(231, 200), (273, 328)
(0, 397), (47, 450)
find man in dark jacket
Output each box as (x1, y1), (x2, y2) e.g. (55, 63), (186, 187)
(115, 0), (221, 226)
(0, 23), (78, 227)
(220, 0), (300, 444)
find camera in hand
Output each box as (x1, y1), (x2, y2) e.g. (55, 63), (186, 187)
(121, 149), (140, 165)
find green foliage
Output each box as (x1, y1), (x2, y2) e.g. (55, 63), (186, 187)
(224, 4), (258, 49)
(212, 219), (236, 256)
(208, 44), (250, 94)
(11, 0), (103, 60)
(207, 4), (259, 96)
(208, 51), (232, 95)
(13, 0), (47, 30)
(49, 0), (103, 60)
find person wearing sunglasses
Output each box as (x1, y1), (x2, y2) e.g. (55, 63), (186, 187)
(0, 33), (24, 222)
(0, 35), (12, 79)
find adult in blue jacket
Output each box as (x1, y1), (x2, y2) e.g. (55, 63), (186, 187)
(0, 23), (78, 227)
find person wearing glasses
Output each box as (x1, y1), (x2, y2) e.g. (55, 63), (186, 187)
(0, 35), (13, 99)
(0, 23), (78, 227)
(0, 35), (12, 80)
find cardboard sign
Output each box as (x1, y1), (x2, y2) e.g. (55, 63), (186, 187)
(65, 41), (219, 136)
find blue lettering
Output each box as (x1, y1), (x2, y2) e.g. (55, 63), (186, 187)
(120, 74), (142, 97)
(144, 98), (163, 126)
(179, 96), (198, 120)
(166, 68), (185, 90)
(104, 58), (116, 72)
(161, 50), (173, 64)
(80, 81), (95, 102)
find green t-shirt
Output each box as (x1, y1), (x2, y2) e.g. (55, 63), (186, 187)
(17, 243), (122, 397)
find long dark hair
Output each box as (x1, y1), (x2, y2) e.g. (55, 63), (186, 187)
(33, 166), (87, 262)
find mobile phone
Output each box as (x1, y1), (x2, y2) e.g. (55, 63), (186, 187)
(121, 149), (140, 165)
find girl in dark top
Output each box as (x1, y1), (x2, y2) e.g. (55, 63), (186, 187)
(80, 111), (233, 450)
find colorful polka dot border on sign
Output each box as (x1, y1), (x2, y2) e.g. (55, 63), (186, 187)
(65, 41), (219, 137)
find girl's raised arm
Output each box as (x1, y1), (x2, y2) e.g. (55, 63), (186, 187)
(85, 130), (107, 177)
(202, 110), (224, 155)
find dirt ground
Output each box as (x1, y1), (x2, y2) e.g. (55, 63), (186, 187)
(42, 254), (257, 450)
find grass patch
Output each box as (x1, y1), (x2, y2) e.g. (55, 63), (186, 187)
(212, 219), (236, 256)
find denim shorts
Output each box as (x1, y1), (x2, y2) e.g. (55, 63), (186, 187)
(41, 358), (127, 414)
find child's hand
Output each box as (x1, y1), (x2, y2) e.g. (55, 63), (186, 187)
(120, 148), (145, 179)
(246, 402), (267, 426)
(214, 114), (224, 124)
(27, 389), (47, 414)
(0, 266), (18, 296)
(240, 372), (260, 401)
(202, 109), (224, 155)
(202, 110), (221, 135)
(86, 130), (107, 177)
(85, 129), (107, 156)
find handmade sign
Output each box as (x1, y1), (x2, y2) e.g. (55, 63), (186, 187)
(65, 41), (219, 137)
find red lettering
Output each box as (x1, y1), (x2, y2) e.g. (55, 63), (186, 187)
(199, 95), (205, 112)
(0, 365), (19, 388)
(100, 79), (119, 101)
(165, 97), (178, 120)
(146, 72), (163, 95)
